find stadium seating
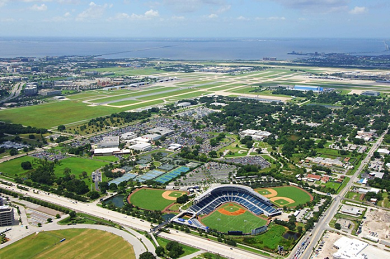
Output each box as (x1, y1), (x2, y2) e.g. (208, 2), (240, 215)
(188, 185), (280, 217)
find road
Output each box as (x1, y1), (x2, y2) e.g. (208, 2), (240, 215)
(293, 131), (387, 259)
(0, 82), (23, 104)
(0, 182), (269, 259)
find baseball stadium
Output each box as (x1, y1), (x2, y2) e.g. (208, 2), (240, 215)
(171, 184), (281, 234)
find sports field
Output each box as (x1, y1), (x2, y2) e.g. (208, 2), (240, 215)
(128, 188), (186, 211)
(0, 229), (135, 259)
(256, 186), (312, 207)
(200, 203), (267, 233)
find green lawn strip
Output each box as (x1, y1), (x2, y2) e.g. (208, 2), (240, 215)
(110, 99), (164, 108)
(90, 87), (175, 103)
(0, 101), (126, 128)
(137, 89), (199, 101)
(169, 92), (206, 100)
(92, 155), (120, 162)
(156, 236), (200, 257)
(129, 188), (174, 211)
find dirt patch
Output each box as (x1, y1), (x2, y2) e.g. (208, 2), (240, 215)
(262, 188), (278, 198)
(162, 191), (181, 201)
(218, 207), (246, 216)
(270, 197), (295, 205)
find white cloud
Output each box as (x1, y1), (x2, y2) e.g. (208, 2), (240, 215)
(76, 2), (111, 21)
(171, 15), (185, 20)
(109, 9), (160, 21)
(272, 0), (349, 12)
(268, 16), (286, 20)
(164, 0), (227, 13)
(208, 13), (218, 18)
(31, 4), (48, 11)
(349, 6), (367, 15)
(237, 16), (250, 21)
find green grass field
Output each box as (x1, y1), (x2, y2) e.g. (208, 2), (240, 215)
(256, 186), (312, 207)
(129, 188), (180, 211)
(168, 191), (185, 198)
(0, 229), (135, 259)
(0, 156), (108, 179)
(200, 204), (267, 233)
(238, 223), (295, 251)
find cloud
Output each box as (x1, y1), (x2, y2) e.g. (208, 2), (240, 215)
(255, 16), (286, 21)
(76, 2), (111, 21)
(237, 16), (250, 21)
(349, 6), (367, 14)
(109, 9), (160, 21)
(208, 13), (218, 18)
(31, 4), (48, 11)
(271, 0), (349, 12)
(164, 0), (226, 13)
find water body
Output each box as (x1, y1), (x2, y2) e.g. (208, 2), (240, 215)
(283, 231), (301, 240)
(103, 194), (126, 208)
(0, 37), (387, 60)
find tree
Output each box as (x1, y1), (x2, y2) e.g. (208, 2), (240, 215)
(55, 214), (61, 219)
(81, 171), (88, 179)
(166, 241), (184, 258)
(139, 252), (155, 259)
(335, 223), (341, 230)
(69, 211), (76, 218)
(9, 148), (18, 156)
(88, 191), (100, 200)
(155, 246), (165, 256)
(38, 223), (42, 227)
(21, 161), (32, 170)
(47, 218), (52, 223)
(57, 125), (66, 131)
(176, 194), (189, 204)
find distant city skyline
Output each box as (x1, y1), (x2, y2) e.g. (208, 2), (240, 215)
(0, 0), (388, 38)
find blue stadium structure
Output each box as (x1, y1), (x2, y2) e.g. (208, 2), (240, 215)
(169, 185), (281, 233)
(188, 185), (280, 217)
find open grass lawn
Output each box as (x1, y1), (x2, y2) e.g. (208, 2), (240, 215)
(238, 223), (295, 251)
(0, 156), (34, 178)
(200, 204), (267, 233)
(156, 236), (199, 257)
(53, 157), (108, 178)
(129, 188), (176, 211)
(169, 191), (185, 198)
(0, 101), (125, 128)
(109, 99), (164, 108)
(0, 229), (135, 259)
(256, 186), (312, 207)
(90, 87), (175, 103)
(0, 156), (108, 179)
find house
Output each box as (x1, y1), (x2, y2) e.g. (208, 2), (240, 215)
(321, 176), (330, 183)
(307, 174), (321, 181)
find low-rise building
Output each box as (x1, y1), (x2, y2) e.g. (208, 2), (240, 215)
(129, 143), (152, 152)
(0, 205), (14, 226)
(340, 205), (363, 216)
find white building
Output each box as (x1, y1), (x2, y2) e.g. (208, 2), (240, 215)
(129, 143), (152, 152)
(121, 132), (137, 140)
(333, 236), (368, 259)
(239, 129), (273, 141)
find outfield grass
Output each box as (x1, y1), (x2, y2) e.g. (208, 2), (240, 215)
(256, 186), (312, 207)
(129, 188), (176, 211)
(200, 204), (267, 233)
(0, 229), (135, 259)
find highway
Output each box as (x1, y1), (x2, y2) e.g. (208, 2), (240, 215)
(293, 130), (387, 259)
(0, 181), (269, 259)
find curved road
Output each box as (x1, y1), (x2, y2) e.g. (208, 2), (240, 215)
(0, 182), (269, 259)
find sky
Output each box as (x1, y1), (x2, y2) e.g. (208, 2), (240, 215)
(0, 0), (388, 38)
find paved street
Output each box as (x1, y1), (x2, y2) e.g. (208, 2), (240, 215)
(0, 182), (269, 259)
(294, 131), (387, 259)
